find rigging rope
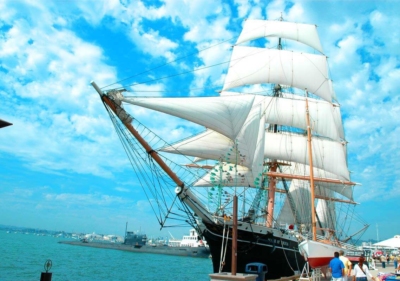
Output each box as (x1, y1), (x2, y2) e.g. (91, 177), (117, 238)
(219, 222), (230, 273)
(100, 36), (235, 90)
(102, 99), (211, 229)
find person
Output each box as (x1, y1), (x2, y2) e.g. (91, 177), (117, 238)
(353, 256), (375, 281)
(380, 254), (387, 268)
(339, 250), (352, 281)
(367, 256), (376, 270)
(396, 258), (400, 274)
(394, 255), (398, 270)
(330, 251), (345, 281)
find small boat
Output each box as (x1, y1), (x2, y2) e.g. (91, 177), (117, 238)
(168, 229), (208, 248)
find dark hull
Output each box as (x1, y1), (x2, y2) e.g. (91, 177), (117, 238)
(124, 232), (147, 246)
(203, 222), (305, 279)
(59, 240), (210, 258)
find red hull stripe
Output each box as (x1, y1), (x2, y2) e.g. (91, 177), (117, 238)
(307, 257), (332, 268)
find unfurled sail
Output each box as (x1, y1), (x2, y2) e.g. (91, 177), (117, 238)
(222, 47), (335, 102)
(123, 95), (255, 140)
(161, 130), (349, 180)
(236, 20), (323, 53)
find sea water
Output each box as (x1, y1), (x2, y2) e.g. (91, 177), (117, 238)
(0, 230), (213, 281)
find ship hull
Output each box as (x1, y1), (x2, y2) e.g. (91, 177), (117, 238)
(58, 240), (211, 258)
(298, 239), (343, 268)
(202, 222), (305, 279)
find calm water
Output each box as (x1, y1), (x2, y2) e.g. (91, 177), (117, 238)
(0, 230), (213, 281)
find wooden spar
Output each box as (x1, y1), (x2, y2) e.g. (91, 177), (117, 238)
(266, 172), (356, 185)
(266, 162), (277, 228)
(91, 81), (184, 188)
(274, 188), (357, 205)
(185, 164), (357, 186)
(231, 195), (238, 276)
(305, 95), (317, 241)
(184, 163), (216, 169)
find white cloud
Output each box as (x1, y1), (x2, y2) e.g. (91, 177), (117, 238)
(115, 187), (130, 192)
(45, 192), (129, 206)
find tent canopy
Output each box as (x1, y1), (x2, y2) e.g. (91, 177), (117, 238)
(374, 235), (400, 248)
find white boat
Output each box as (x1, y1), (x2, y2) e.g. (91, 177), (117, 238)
(168, 229), (207, 248)
(90, 16), (368, 278)
(299, 239), (346, 268)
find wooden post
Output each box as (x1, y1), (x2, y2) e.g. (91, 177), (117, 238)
(232, 195), (238, 275)
(305, 96), (317, 241)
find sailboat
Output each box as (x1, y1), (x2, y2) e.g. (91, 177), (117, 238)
(91, 18), (368, 278)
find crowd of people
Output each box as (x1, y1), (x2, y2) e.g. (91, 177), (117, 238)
(378, 254), (400, 271)
(329, 251), (400, 281)
(329, 251), (375, 281)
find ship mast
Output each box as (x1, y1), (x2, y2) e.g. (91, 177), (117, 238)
(265, 85), (281, 228)
(266, 16), (283, 228)
(305, 91), (317, 241)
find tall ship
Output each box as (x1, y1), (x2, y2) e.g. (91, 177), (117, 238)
(91, 17), (368, 279)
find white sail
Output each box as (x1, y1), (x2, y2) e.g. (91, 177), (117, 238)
(262, 95), (345, 141)
(194, 164), (255, 187)
(236, 20), (323, 53)
(234, 102), (265, 184)
(161, 129), (235, 161)
(162, 130), (349, 181)
(123, 93), (343, 142)
(276, 180), (311, 226)
(264, 132), (349, 180)
(194, 162), (353, 200)
(279, 163), (353, 200)
(278, 184), (337, 234)
(123, 95), (255, 140)
(160, 100), (267, 175)
(222, 46), (335, 102)
(252, 100), (266, 187)
(276, 180), (343, 228)
(220, 93), (344, 141)
(316, 193), (337, 232)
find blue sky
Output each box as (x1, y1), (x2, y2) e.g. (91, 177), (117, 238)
(0, 0), (399, 241)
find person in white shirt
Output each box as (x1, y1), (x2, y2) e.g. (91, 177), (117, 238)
(353, 256), (375, 281)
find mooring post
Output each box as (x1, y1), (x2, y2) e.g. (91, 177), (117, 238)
(40, 259), (52, 281)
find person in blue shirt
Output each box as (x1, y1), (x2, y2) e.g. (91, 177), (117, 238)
(330, 251), (345, 281)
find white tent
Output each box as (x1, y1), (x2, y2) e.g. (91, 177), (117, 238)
(374, 235), (400, 248)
